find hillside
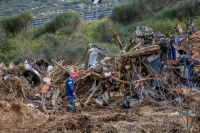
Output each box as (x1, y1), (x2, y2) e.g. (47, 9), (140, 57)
(0, 0), (126, 19)
(0, 0), (199, 66)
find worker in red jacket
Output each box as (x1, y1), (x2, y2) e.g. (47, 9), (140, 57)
(65, 72), (78, 112)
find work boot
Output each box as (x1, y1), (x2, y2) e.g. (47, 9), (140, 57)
(70, 109), (76, 113)
(66, 108), (71, 112)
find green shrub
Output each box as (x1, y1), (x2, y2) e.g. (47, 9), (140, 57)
(147, 19), (177, 35)
(40, 33), (60, 47)
(31, 26), (46, 39)
(92, 20), (134, 45)
(94, 43), (120, 54)
(39, 44), (56, 62)
(54, 11), (81, 30)
(154, 1), (200, 20)
(0, 12), (32, 36)
(32, 11), (81, 39)
(0, 52), (8, 65)
(76, 20), (100, 43)
(13, 57), (21, 65)
(111, 2), (141, 25)
(66, 32), (90, 46)
(98, 13), (105, 20)
(154, 7), (177, 20)
(51, 44), (86, 63)
(57, 26), (75, 35)
(194, 16), (200, 32)
(92, 21), (112, 43)
(0, 39), (19, 66)
(43, 20), (56, 33)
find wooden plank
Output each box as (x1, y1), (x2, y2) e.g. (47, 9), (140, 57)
(84, 81), (102, 106)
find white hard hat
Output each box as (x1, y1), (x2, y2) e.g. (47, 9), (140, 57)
(48, 66), (53, 71)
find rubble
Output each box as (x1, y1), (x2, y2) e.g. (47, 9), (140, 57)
(0, 21), (200, 132)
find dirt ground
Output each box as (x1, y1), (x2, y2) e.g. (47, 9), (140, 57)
(0, 98), (199, 133)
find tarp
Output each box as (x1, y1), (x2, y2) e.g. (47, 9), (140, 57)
(143, 56), (162, 87)
(143, 56), (162, 75)
(168, 38), (176, 60)
(181, 54), (190, 79)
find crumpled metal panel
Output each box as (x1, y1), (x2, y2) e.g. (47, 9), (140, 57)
(22, 68), (42, 84)
(173, 31), (200, 60)
(142, 56), (162, 75)
(135, 26), (154, 37)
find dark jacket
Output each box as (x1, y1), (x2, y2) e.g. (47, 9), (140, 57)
(65, 76), (74, 96)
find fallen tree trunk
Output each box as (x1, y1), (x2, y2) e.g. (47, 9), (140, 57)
(121, 45), (160, 65)
(84, 81), (102, 106)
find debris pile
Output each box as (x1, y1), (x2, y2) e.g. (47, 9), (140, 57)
(0, 21), (200, 132)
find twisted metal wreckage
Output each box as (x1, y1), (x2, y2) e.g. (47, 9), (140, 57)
(0, 21), (200, 114)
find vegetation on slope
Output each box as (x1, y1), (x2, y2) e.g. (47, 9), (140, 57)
(1, 0), (200, 66)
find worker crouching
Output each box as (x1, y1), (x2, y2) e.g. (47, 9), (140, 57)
(65, 72), (78, 112)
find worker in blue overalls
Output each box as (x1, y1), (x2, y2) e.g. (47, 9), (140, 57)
(65, 72), (78, 112)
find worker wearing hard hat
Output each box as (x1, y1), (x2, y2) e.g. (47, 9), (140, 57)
(65, 72), (78, 112)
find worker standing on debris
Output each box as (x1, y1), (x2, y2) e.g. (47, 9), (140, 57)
(65, 72), (78, 112)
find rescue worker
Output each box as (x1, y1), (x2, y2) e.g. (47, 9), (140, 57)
(65, 72), (78, 112)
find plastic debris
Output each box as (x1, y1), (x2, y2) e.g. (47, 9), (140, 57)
(27, 103), (38, 108)
(183, 111), (192, 114)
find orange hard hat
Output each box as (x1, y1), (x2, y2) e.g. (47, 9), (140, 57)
(71, 72), (78, 77)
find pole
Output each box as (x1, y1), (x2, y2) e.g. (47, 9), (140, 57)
(96, 3), (97, 19)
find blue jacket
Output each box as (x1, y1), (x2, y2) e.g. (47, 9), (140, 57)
(65, 76), (74, 96)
